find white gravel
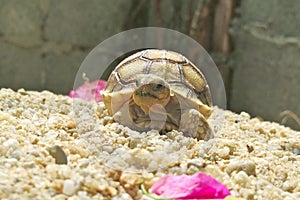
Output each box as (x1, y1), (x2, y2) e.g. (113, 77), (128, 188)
(62, 179), (76, 196)
(0, 88), (299, 200)
(2, 138), (19, 150)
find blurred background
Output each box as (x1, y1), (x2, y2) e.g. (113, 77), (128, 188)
(0, 0), (299, 130)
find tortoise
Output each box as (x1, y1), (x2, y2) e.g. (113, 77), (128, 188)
(101, 49), (213, 140)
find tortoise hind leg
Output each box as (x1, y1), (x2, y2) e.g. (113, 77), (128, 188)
(180, 108), (214, 140)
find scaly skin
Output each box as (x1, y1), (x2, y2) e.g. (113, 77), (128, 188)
(133, 82), (170, 114)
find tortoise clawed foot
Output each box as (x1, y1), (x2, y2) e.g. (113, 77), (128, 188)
(180, 109), (213, 140)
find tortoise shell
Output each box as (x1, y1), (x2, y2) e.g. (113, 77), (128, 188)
(102, 49), (213, 140)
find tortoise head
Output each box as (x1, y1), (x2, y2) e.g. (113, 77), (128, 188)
(133, 77), (170, 114)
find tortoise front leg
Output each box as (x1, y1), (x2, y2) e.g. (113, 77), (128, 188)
(180, 108), (214, 140)
(113, 101), (156, 132)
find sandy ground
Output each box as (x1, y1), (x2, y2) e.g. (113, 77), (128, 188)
(0, 88), (299, 200)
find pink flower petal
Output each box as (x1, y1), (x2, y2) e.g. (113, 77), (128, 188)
(68, 80), (106, 102)
(149, 172), (231, 199)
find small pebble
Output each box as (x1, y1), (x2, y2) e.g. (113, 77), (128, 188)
(78, 158), (90, 168)
(4, 158), (18, 167)
(102, 145), (114, 153)
(112, 193), (133, 200)
(282, 179), (297, 192)
(77, 191), (90, 200)
(216, 146), (230, 159)
(239, 188), (255, 199)
(240, 112), (251, 119)
(292, 148), (299, 155)
(48, 188), (56, 197)
(232, 171), (249, 187)
(10, 151), (21, 160)
(3, 139), (19, 150)
(226, 160), (256, 176)
(62, 179), (76, 196)
(187, 158), (206, 169)
(48, 145), (68, 164)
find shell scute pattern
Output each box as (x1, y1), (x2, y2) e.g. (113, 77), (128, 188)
(102, 49), (213, 140)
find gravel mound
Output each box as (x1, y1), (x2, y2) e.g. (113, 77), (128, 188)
(0, 88), (299, 200)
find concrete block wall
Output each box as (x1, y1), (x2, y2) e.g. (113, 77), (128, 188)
(230, 0), (300, 129)
(0, 0), (130, 94)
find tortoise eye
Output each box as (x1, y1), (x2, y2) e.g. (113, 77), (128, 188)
(154, 83), (164, 90)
